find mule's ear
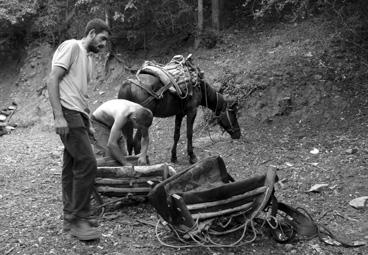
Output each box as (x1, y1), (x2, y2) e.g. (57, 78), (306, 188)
(208, 117), (217, 126)
(225, 97), (236, 104)
(229, 100), (238, 109)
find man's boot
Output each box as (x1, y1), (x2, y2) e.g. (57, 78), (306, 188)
(64, 218), (99, 232)
(70, 219), (101, 241)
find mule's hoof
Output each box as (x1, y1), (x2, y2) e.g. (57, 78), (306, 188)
(171, 156), (178, 163)
(189, 155), (198, 164)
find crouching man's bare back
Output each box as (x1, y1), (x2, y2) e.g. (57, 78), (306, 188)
(92, 99), (153, 166)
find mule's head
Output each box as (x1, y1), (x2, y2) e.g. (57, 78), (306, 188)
(216, 100), (241, 139)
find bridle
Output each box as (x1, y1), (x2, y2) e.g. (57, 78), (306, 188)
(205, 89), (240, 135)
(224, 104), (240, 134)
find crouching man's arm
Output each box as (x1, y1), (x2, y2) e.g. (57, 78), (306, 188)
(107, 116), (131, 166)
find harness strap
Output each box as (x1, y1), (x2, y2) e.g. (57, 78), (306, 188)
(214, 92), (220, 116)
(272, 200), (365, 247)
(128, 78), (160, 100)
(128, 79), (157, 109)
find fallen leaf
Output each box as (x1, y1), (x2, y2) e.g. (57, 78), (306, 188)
(345, 148), (358, 154)
(305, 52), (313, 57)
(310, 148), (319, 154)
(309, 243), (323, 252)
(349, 196), (368, 209)
(320, 235), (342, 246)
(329, 184), (337, 190)
(306, 183), (329, 193)
(353, 240), (367, 246)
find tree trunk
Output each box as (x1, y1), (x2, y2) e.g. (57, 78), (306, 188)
(103, 0), (116, 76)
(211, 0), (220, 31)
(56, 2), (76, 43)
(194, 0), (203, 49)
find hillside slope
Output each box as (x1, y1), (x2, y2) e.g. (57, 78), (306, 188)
(4, 16), (367, 133)
(1, 16), (367, 254)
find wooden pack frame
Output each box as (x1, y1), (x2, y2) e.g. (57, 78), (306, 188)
(148, 156), (277, 232)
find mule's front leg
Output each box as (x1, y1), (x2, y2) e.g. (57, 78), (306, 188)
(133, 129), (142, 154)
(171, 114), (183, 163)
(187, 110), (198, 164)
(122, 122), (134, 155)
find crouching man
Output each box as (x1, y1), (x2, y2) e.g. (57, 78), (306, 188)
(91, 99), (153, 166)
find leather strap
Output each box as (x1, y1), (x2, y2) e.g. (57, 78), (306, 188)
(275, 201), (365, 247)
(128, 79), (160, 99)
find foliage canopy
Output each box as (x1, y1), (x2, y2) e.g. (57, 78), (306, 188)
(0, 0), (366, 56)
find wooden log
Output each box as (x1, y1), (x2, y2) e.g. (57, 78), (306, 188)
(171, 194), (195, 228)
(96, 186), (152, 194)
(95, 177), (162, 186)
(163, 164), (169, 180)
(191, 201), (254, 220)
(96, 155), (139, 166)
(97, 163), (176, 178)
(186, 186), (267, 211)
(167, 165), (176, 177)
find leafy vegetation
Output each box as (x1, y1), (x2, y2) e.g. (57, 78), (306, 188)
(0, 0), (367, 58)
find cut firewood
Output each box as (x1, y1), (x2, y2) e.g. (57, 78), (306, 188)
(95, 177), (162, 186)
(97, 163), (176, 178)
(96, 186), (152, 195)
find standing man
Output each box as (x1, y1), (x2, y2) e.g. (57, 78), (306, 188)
(47, 18), (110, 241)
(91, 99), (153, 166)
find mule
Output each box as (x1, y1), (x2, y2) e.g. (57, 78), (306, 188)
(118, 73), (241, 164)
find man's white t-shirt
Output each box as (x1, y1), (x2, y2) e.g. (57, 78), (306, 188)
(51, 39), (93, 116)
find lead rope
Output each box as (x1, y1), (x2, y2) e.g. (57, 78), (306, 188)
(203, 83), (214, 142)
(226, 107), (234, 132)
(205, 88), (221, 143)
(155, 209), (260, 248)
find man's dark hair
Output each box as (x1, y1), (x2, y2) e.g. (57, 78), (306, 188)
(134, 108), (153, 127)
(84, 18), (110, 36)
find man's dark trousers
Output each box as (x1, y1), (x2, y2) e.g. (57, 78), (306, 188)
(60, 107), (97, 221)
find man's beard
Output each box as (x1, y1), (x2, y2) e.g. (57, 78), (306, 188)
(88, 39), (104, 53)
(88, 44), (100, 53)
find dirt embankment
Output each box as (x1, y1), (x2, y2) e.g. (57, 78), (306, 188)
(0, 16), (367, 255)
(4, 17), (367, 134)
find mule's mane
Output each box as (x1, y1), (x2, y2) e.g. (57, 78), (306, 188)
(200, 82), (227, 115)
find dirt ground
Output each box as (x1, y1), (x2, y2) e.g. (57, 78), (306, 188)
(1, 16), (368, 254)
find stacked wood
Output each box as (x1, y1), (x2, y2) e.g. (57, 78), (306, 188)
(95, 162), (176, 198)
(96, 155), (140, 167)
(0, 103), (17, 137)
